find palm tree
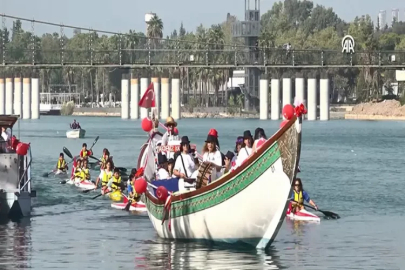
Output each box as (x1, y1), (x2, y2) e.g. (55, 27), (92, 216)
(147, 15), (164, 49)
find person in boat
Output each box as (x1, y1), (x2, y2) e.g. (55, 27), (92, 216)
(56, 153), (68, 172)
(202, 134), (223, 181)
(223, 151), (235, 174)
(173, 136), (199, 190)
(107, 168), (122, 192)
(161, 116), (178, 146)
(95, 160), (113, 190)
(167, 158), (175, 177)
(208, 129), (220, 150)
(73, 159), (83, 180)
(1, 126), (11, 142)
(156, 153), (170, 180)
(234, 130), (253, 167)
(70, 119), (81, 130)
(80, 143), (92, 160)
(234, 136), (243, 158)
(290, 178), (318, 213)
(99, 148), (110, 170)
(80, 159), (90, 181)
(127, 174), (142, 204)
(251, 128), (267, 153)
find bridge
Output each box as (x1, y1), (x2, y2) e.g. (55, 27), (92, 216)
(1, 14), (405, 69)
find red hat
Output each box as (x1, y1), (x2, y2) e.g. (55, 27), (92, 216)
(208, 129), (218, 138)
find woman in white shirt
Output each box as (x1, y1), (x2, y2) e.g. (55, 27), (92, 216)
(173, 136), (199, 190)
(234, 130), (254, 167)
(202, 135), (223, 181)
(156, 153), (170, 180)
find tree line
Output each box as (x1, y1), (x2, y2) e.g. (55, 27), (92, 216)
(1, 0), (405, 107)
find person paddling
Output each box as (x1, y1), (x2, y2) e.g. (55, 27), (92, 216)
(73, 159), (83, 180)
(80, 159), (91, 181)
(95, 160), (113, 190)
(107, 168), (122, 192)
(289, 178), (318, 213)
(56, 153), (68, 172)
(80, 143), (92, 160)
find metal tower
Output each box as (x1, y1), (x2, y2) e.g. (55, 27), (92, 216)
(232, 0), (261, 111)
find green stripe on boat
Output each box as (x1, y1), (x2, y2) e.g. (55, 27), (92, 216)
(147, 141), (281, 220)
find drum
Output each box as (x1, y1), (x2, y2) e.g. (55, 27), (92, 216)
(196, 162), (213, 189)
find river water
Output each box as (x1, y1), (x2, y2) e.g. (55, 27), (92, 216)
(0, 116), (404, 270)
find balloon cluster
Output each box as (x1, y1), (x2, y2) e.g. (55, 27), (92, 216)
(280, 103), (307, 128)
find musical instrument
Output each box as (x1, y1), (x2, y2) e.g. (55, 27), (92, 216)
(196, 162), (213, 189)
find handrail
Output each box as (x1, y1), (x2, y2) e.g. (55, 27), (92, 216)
(19, 147), (32, 192)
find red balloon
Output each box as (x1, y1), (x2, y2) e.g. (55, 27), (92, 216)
(134, 177), (148, 194)
(208, 128), (218, 138)
(282, 104), (294, 120)
(16, 142), (30, 156)
(156, 186), (168, 202)
(280, 120), (289, 129)
(173, 127), (179, 134)
(141, 117), (153, 132)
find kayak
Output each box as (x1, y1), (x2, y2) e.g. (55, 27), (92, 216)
(65, 177), (81, 185)
(286, 205), (320, 222)
(106, 190), (123, 202)
(75, 180), (96, 190)
(54, 170), (67, 177)
(111, 201), (147, 212)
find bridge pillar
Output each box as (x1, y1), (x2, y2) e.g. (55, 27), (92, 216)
(282, 78), (292, 107)
(121, 79), (129, 119)
(31, 78), (40, 119)
(0, 79), (4, 114)
(307, 78), (317, 121)
(5, 78), (13, 115)
(320, 79), (330, 121)
(14, 78), (22, 117)
(171, 78), (180, 120)
(271, 79), (280, 120)
(259, 79), (268, 120)
(152, 77), (160, 119)
(161, 78), (170, 120)
(130, 78), (139, 119)
(140, 78), (149, 119)
(22, 78), (31, 119)
(295, 77), (305, 118)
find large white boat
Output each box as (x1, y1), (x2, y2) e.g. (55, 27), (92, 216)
(0, 115), (36, 219)
(66, 129), (86, 139)
(140, 112), (302, 249)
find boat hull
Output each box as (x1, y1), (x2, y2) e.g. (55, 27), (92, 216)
(66, 129), (86, 139)
(144, 116), (301, 249)
(0, 190), (32, 218)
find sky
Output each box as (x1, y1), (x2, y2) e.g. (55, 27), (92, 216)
(0, 0), (405, 36)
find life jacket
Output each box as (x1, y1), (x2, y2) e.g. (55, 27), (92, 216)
(101, 170), (113, 186)
(293, 190), (303, 206)
(81, 168), (90, 181)
(57, 159), (66, 170)
(80, 149), (91, 158)
(110, 176), (121, 190)
(74, 168), (82, 178)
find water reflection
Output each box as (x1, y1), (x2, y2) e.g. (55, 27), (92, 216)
(0, 217), (31, 269)
(139, 239), (285, 270)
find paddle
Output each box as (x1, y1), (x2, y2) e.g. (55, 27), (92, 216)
(42, 170), (55, 177)
(290, 200), (340, 219)
(89, 136), (99, 152)
(304, 203), (340, 219)
(124, 198), (132, 211)
(92, 190), (110, 199)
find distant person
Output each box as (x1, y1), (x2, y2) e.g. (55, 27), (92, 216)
(70, 119), (81, 129)
(1, 127), (11, 141)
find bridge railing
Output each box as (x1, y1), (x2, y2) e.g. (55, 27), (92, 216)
(2, 47), (405, 67)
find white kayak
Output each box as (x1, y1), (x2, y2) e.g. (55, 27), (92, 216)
(65, 178), (96, 190)
(111, 201), (147, 212)
(286, 207), (320, 222)
(54, 170), (67, 177)
(66, 129), (86, 139)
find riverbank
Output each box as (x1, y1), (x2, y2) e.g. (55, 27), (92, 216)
(72, 106), (348, 119)
(345, 100), (405, 120)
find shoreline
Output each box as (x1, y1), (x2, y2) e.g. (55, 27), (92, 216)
(345, 114), (405, 120)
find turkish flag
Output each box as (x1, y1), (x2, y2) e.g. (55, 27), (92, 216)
(138, 82), (155, 108)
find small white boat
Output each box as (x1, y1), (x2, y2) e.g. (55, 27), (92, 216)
(111, 201), (147, 212)
(66, 129), (86, 139)
(286, 205), (320, 222)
